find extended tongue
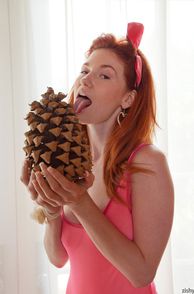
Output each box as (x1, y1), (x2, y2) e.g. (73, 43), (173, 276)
(73, 97), (92, 114)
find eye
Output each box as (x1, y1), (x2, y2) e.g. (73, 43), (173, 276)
(80, 70), (88, 75)
(100, 74), (110, 80)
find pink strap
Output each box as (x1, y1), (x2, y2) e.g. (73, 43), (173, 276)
(127, 143), (151, 163)
(134, 55), (142, 89)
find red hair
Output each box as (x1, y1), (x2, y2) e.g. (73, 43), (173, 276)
(69, 33), (159, 203)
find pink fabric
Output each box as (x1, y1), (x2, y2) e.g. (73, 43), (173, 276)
(134, 54), (143, 88)
(126, 22), (144, 88)
(127, 23), (144, 49)
(61, 143), (158, 294)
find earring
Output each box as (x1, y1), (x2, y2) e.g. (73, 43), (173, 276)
(117, 107), (127, 127)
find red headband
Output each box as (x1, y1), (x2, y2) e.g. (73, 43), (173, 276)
(126, 22), (144, 89)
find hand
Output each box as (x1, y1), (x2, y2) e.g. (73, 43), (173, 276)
(20, 159), (61, 214)
(20, 159), (38, 200)
(32, 162), (94, 211)
(20, 159), (61, 221)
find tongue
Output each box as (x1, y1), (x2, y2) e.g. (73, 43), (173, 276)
(73, 97), (92, 114)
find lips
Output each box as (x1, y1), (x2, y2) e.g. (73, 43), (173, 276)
(73, 93), (92, 114)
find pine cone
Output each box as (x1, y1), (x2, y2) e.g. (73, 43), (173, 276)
(23, 87), (92, 181)
(23, 87), (93, 224)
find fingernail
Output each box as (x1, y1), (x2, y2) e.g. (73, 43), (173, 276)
(39, 162), (45, 171)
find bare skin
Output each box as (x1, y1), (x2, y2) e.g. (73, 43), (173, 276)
(20, 48), (174, 288)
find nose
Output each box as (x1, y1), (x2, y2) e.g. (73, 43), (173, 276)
(80, 73), (93, 88)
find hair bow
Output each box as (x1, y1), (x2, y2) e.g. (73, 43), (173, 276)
(126, 22), (144, 88)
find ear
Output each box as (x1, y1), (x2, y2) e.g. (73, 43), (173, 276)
(121, 90), (137, 109)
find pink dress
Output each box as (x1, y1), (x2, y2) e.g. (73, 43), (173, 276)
(61, 143), (158, 294)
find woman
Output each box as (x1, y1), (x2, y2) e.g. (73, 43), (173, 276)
(21, 23), (174, 293)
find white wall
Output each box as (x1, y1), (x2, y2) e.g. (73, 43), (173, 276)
(0, 0), (18, 293)
(0, 1), (51, 293)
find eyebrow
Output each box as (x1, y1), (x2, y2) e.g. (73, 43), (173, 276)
(83, 62), (117, 74)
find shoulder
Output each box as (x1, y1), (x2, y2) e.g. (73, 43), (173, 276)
(130, 144), (174, 194)
(130, 144), (174, 199)
(131, 144), (167, 171)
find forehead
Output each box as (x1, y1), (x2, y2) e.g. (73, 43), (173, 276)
(85, 49), (125, 73)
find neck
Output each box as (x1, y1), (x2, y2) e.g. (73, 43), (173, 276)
(86, 108), (120, 162)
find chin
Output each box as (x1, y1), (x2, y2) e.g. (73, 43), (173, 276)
(76, 114), (92, 124)
(78, 117), (100, 125)
(76, 110), (95, 124)
(78, 118), (95, 125)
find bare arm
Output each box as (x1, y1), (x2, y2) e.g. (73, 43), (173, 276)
(20, 159), (69, 268)
(68, 146), (174, 287)
(43, 216), (69, 268)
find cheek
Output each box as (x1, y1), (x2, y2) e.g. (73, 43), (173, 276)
(104, 93), (122, 111)
(91, 98), (120, 121)
(92, 91), (122, 119)
(97, 84), (121, 102)
(93, 94), (118, 112)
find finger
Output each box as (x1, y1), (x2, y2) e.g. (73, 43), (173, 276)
(41, 164), (91, 205)
(47, 166), (86, 197)
(32, 179), (61, 207)
(28, 171), (38, 200)
(35, 195), (61, 211)
(39, 163), (68, 198)
(35, 172), (64, 205)
(20, 159), (31, 185)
